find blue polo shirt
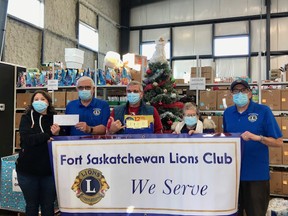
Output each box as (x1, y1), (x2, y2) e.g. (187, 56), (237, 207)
(65, 98), (110, 136)
(223, 100), (282, 181)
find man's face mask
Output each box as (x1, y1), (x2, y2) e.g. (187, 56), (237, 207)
(78, 90), (92, 101)
(127, 93), (141, 105)
(233, 92), (249, 107)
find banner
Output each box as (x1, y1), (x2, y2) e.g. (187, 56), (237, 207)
(50, 134), (241, 216)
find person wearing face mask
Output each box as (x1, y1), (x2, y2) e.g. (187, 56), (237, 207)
(173, 102), (205, 135)
(223, 79), (283, 216)
(16, 90), (61, 216)
(65, 76), (110, 136)
(107, 81), (163, 134)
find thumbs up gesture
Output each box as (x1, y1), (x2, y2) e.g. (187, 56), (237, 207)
(107, 117), (125, 134)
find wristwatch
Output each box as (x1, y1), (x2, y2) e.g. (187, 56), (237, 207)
(90, 127), (93, 134)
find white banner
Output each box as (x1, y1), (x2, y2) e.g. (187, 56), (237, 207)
(51, 136), (241, 215)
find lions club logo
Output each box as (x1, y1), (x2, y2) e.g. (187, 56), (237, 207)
(71, 168), (110, 205)
(248, 113), (258, 122)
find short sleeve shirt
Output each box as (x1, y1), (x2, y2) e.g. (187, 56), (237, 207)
(65, 98), (110, 135)
(223, 101), (282, 180)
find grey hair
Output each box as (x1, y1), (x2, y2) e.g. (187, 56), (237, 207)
(127, 81), (143, 92)
(183, 102), (199, 115)
(76, 76), (95, 87)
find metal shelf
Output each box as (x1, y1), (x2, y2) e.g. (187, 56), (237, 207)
(16, 86), (76, 90)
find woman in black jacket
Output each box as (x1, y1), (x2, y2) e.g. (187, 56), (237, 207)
(16, 90), (61, 216)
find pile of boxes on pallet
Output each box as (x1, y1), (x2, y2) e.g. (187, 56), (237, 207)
(191, 66), (215, 83)
(270, 144), (288, 196)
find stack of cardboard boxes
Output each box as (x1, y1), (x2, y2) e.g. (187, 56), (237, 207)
(191, 66), (215, 84)
(270, 143), (288, 195)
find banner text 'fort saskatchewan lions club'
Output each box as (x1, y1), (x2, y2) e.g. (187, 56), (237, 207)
(50, 134), (241, 216)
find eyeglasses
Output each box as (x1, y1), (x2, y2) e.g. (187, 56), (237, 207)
(77, 86), (92, 90)
(232, 88), (250, 94)
(127, 90), (141, 93)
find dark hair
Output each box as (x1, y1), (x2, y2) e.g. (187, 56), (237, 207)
(25, 90), (56, 114)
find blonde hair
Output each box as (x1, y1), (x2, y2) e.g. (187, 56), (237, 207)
(183, 102), (199, 116)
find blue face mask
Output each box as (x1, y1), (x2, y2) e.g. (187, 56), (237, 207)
(32, 101), (48, 113)
(233, 92), (249, 107)
(127, 93), (141, 105)
(78, 90), (92, 101)
(184, 116), (198, 127)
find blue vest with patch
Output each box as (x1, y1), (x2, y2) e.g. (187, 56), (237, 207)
(114, 101), (154, 134)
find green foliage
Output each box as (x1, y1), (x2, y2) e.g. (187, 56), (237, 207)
(143, 61), (183, 132)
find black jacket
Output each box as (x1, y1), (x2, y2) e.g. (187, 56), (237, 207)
(16, 110), (54, 176)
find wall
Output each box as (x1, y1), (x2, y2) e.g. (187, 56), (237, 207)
(3, 0), (120, 70)
(129, 0), (288, 82)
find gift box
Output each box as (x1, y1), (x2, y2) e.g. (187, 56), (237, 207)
(0, 154), (25, 213)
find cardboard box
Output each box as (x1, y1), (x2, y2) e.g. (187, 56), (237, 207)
(270, 171), (282, 194)
(0, 155), (25, 212)
(282, 117), (288, 139)
(16, 93), (33, 108)
(199, 91), (217, 110)
(49, 91), (66, 108)
(269, 146), (282, 164)
(130, 69), (142, 83)
(281, 89), (288, 110)
(275, 116), (282, 130)
(175, 79), (185, 84)
(218, 116), (223, 133)
(282, 143), (288, 165)
(66, 91), (78, 105)
(216, 90), (234, 110)
(282, 172), (288, 195)
(15, 113), (23, 129)
(123, 54), (147, 83)
(191, 66), (214, 84)
(261, 89), (281, 111)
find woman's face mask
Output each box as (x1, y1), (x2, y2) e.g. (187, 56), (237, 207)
(184, 116), (198, 127)
(32, 100), (48, 113)
(233, 92), (249, 107)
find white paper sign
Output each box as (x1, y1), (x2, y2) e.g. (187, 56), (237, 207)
(47, 80), (59, 90)
(189, 77), (206, 90)
(53, 114), (79, 126)
(51, 136), (241, 215)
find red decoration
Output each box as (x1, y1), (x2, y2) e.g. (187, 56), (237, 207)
(144, 84), (153, 91)
(158, 80), (166, 87)
(167, 120), (173, 125)
(159, 102), (163, 105)
(162, 102), (184, 109)
(146, 69), (152, 74)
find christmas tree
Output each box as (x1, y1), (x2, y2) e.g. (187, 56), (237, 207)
(143, 37), (184, 132)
